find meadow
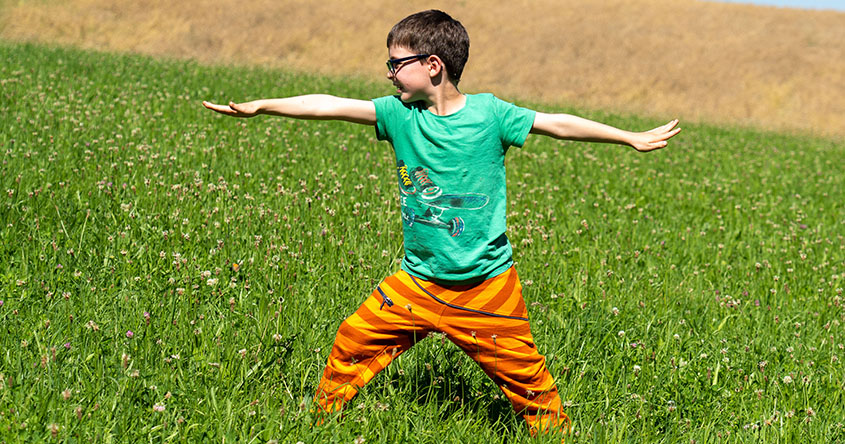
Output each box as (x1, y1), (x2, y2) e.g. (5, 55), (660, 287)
(0, 42), (843, 443)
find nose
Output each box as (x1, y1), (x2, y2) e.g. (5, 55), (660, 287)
(386, 70), (395, 80)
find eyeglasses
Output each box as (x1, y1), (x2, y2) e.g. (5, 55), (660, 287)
(386, 54), (430, 75)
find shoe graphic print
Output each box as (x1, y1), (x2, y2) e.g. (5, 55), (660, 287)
(396, 160), (417, 196)
(410, 166), (442, 200)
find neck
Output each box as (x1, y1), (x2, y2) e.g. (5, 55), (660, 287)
(423, 83), (465, 116)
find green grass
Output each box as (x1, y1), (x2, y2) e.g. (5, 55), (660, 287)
(0, 41), (843, 443)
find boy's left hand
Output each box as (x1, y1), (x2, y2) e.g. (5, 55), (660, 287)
(628, 119), (681, 152)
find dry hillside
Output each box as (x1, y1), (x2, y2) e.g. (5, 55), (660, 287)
(2, 0), (844, 138)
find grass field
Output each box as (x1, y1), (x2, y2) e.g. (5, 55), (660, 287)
(1, 42), (844, 443)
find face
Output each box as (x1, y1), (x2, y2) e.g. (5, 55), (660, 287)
(387, 46), (432, 103)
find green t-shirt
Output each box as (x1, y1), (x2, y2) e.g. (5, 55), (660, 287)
(373, 93), (535, 283)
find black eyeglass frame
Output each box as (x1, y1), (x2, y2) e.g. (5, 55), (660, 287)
(386, 54), (431, 75)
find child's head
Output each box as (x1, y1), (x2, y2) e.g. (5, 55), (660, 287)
(387, 10), (469, 85)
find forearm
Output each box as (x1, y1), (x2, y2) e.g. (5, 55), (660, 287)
(253, 95), (374, 123)
(531, 112), (634, 146)
(251, 95), (334, 118)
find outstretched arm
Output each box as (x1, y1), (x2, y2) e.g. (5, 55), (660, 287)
(202, 94), (376, 125)
(530, 113), (680, 152)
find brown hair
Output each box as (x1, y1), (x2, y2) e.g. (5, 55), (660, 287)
(387, 10), (470, 84)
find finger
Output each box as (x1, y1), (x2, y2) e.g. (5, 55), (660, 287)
(638, 127), (680, 152)
(651, 126), (681, 142)
(662, 126), (682, 139)
(203, 101), (236, 115)
(640, 141), (667, 152)
(649, 119), (679, 134)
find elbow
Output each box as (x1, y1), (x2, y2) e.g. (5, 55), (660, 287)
(307, 94), (341, 119)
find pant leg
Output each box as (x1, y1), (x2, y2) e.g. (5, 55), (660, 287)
(314, 274), (437, 413)
(423, 269), (570, 435)
(443, 313), (570, 435)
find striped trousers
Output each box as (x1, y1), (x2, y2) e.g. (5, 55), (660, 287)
(314, 267), (570, 435)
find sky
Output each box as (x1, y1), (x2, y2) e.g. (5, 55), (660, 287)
(712, 0), (845, 11)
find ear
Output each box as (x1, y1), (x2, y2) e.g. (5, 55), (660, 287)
(426, 55), (445, 79)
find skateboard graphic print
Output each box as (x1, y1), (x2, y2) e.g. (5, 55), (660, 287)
(397, 160), (489, 237)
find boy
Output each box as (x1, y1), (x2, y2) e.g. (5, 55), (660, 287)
(204, 9), (680, 435)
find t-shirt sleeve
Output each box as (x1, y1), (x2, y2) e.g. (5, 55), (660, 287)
(372, 95), (399, 142)
(493, 96), (536, 148)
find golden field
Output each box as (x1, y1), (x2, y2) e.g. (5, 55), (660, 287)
(2, 0), (843, 138)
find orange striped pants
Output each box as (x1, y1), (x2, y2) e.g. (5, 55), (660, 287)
(314, 267), (570, 435)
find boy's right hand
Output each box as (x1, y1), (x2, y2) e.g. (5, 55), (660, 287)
(202, 101), (261, 118)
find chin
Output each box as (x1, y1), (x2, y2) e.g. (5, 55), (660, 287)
(399, 92), (421, 103)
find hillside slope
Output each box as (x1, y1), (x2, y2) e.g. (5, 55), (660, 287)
(2, 0), (843, 138)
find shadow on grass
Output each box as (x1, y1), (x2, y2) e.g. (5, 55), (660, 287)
(375, 343), (525, 437)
